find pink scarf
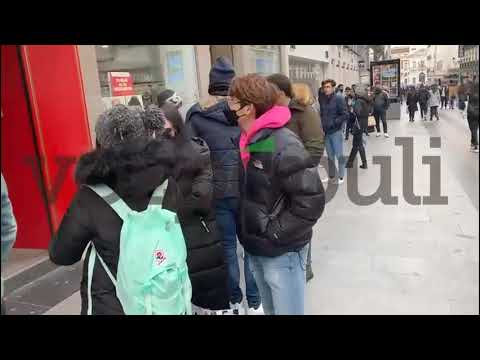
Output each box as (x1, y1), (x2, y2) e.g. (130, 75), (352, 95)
(239, 105), (291, 168)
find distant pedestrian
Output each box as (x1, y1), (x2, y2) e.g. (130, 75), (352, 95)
(407, 86), (419, 122)
(466, 80), (479, 152)
(373, 86), (390, 137)
(429, 84), (441, 121)
(336, 84), (344, 95)
(319, 79), (349, 184)
(418, 84), (430, 120)
(346, 83), (370, 169)
(344, 87), (355, 140)
(440, 84), (449, 109)
(1, 173), (17, 316)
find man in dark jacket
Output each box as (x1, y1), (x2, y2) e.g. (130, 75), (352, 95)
(346, 84), (370, 169)
(185, 57), (261, 315)
(319, 79), (349, 184)
(373, 87), (390, 137)
(266, 74), (325, 283)
(228, 74), (325, 315)
(466, 80), (479, 152)
(440, 84), (449, 110)
(418, 84), (430, 120)
(49, 105), (214, 315)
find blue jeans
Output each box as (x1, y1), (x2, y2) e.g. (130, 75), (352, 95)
(248, 245), (308, 315)
(325, 129), (346, 179)
(215, 197), (260, 308)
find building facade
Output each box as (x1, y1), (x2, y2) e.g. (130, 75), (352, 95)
(406, 48), (428, 86)
(287, 45), (368, 96)
(458, 45), (479, 81)
(425, 45), (459, 85)
(390, 46), (410, 85)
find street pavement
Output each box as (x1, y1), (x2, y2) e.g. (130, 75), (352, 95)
(11, 104), (479, 315)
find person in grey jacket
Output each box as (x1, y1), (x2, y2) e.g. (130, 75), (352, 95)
(1, 173), (17, 315)
(428, 84), (441, 121)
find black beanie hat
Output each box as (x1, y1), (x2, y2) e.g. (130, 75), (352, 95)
(208, 56), (235, 96)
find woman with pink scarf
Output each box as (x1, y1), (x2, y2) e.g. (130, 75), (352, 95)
(227, 74), (325, 315)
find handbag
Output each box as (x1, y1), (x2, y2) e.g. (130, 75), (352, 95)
(367, 115), (376, 127)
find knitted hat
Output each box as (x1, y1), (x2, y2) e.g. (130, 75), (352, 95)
(95, 104), (146, 148)
(208, 56), (235, 96)
(143, 105), (167, 138)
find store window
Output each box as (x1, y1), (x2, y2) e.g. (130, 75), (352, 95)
(249, 45), (281, 75)
(94, 45), (198, 115)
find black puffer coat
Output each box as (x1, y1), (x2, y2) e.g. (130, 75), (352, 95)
(49, 136), (229, 314)
(240, 128), (325, 258)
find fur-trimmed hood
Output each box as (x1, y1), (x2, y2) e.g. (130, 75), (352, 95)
(75, 136), (201, 198)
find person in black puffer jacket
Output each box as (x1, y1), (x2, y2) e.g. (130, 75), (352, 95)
(346, 83), (370, 169)
(466, 80), (479, 152)
(49, 105), (215, 315)
(373, 87), (390, 137)
(154, 103), (230, 313)
(229, 74), (325, 315)
(185, 57), (261, 315)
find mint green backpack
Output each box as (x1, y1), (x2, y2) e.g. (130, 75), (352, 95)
(85, 179), (192, 315)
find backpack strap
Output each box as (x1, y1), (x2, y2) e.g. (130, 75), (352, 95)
(85, 184), (132, 221)
(147, 179), (169, 209)
(86, 242), (117, 315)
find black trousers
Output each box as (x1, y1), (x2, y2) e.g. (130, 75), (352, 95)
(409, 110), (416, 121)
(374, 110), (387, 133)
(347, 133), (367, 166)
(441, 96), (447, 109)
(430, 106), (439, 120)
(467, 115), (479, 146)
(420, 103), (428, 118)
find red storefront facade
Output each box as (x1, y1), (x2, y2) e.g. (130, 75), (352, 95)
(1, 45), (92, 249)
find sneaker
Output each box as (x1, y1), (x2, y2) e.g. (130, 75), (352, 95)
(360, 164), (368, 169)
(229, 302), (246, 315)
(334, 177), (344, 185)
(345, 163), (353, 169)
(376, 132), (381, 137)
(472, 146), (479, 153)
(322, 176), (334, 183)
(247, 304), (264, 315)
(384, 133), (389, 138)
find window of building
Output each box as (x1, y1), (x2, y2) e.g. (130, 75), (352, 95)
(249, 45), (281, 75)
(94, 45), (198, 113)
(412, 61), (416, 70)
(325, 51), (329, 59)
(290, 45), (296, 49)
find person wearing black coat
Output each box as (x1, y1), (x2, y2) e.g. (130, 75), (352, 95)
(185, 57), (261, 315)
(406, 87), (419, 122)
(346, 83), (369, 169)
(417, 84), (430, 120)
(49, 105), (224, 314)
(229, 74), (325, 315)
(373, 87), (390, 137)
(149, 103), (230, 313)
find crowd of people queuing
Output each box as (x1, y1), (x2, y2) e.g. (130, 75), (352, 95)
(402, 79), (479, 152)
(1, 57), (478, 316)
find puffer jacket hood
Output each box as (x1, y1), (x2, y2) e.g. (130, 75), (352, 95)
(187, 97), (236, 127)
